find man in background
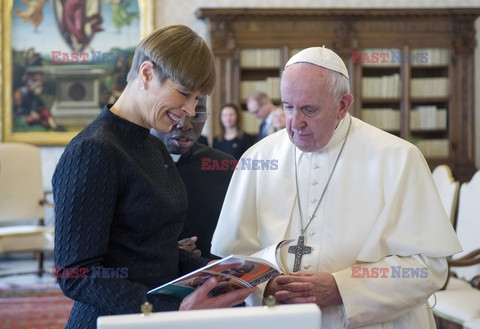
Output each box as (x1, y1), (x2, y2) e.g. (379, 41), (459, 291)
(151, 98), (234, 258)
(246, 91), (276, 141)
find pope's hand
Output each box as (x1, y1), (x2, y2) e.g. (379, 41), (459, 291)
(179, 276), (258, 310)
(265, 272), (342, 308)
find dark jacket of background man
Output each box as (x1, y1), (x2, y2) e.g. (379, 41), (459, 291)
(175, 143), (234, 258)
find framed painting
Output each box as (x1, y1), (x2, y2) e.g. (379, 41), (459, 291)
(1, 0), (155, 145)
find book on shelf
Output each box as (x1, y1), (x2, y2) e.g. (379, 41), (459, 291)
(361, 108), (400, 131)
(411, 48), (449, 66)
(147, 240), (293, 299)
(410, 77), (449, 98)
(240, 77), (280, 101)
(362, 73), (400, 99)
(411, 138), (449, 158)
(240, 48), (281, 67)
(410, 106), (447, 130)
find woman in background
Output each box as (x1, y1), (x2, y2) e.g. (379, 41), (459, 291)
(52, 25), (256, 329)
(272, 106), (286, 132)
(213, 103), (254, 160)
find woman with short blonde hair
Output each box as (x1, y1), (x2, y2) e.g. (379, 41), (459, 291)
(53, 25), (256, 329)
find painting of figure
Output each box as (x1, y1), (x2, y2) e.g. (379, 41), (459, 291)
(15, 0), (47, 32)
(9, 0), (140, 136)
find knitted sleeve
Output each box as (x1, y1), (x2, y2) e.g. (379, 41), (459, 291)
(178, 248), (209, 275)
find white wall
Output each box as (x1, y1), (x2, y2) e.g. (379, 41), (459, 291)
(5, 0), (480, 192)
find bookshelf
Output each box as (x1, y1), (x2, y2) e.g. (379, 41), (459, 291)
(239, 48), (281, 134)
(359, 47), (450, 159)
(196, 8), (480, 182)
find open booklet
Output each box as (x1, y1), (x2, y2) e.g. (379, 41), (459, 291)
(147, 239), (293, 299)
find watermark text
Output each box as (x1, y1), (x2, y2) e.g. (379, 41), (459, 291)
(351, 50), (428, 64)
(201, 158), (278, 171)
(51, 51), (129, 64)
(51, 266), (128, 279)
(351, 265), (428, 278)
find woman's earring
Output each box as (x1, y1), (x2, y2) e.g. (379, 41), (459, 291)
(141, 84), (147, 91)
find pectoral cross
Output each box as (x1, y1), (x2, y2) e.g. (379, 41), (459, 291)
(288, 235), (311, 272)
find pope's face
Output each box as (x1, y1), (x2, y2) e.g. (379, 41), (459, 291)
(281, 63), (349, 152)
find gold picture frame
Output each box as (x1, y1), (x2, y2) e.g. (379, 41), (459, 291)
(1, 0), (155, 145)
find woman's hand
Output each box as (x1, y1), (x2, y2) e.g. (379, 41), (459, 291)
(179, 276), (258, 310)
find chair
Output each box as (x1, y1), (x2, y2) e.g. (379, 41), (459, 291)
(450, 171), (480, 282)
(0, 142), (54, 277)
(432, 165), (460, 226)
(432, 170), (480, 328)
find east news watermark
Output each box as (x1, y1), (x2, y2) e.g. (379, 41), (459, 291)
(351, 265), (428, 278)
(51, 51), (130, 64)
(52, 266), (128, 279)
(201, 158), (278, 171)
(351, 50), (429, 65)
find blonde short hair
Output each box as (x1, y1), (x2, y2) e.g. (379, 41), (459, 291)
(127, 25), (215, 95)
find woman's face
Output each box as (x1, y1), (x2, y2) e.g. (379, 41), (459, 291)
(141, 76), (204, 132)
(220, 106), (237, 129)
(273, 108), (286, 129)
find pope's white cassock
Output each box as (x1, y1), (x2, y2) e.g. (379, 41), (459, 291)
(211, 113), (462, 329)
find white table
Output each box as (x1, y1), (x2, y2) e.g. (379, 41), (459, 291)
(97, 303), (321, 329)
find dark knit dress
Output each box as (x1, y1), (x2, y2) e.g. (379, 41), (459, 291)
(52, 106), (207, 328)
(212, 133), (254, 160)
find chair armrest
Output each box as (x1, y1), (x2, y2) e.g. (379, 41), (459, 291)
(448, 249), (480, 267)
(449, 249), (480, 263)
(442, 249), (480, 290)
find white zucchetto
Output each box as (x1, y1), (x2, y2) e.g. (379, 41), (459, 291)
(285, 46), (349, 79)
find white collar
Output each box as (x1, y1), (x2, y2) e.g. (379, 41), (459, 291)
(170, 154), (181, 162)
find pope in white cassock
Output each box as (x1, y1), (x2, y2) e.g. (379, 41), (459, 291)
(210, 47), (462, 329)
